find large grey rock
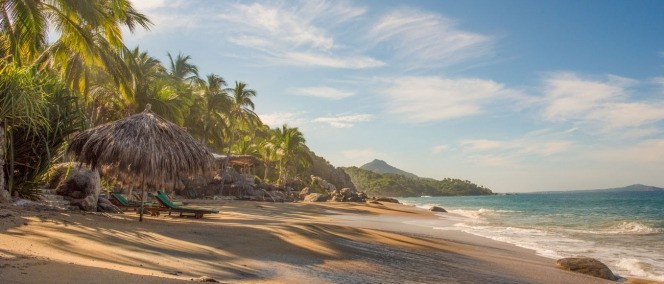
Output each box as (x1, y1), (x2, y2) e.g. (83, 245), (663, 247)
(430, 206), (447, 212)
(340, 187), (354, 198)
(375, 197), (400, 204)
(53, 165), (101, 211)
(303, 193), (329, 202)
(299, 187), (311, 199)
(556, 257), (618, 281)
(97, 196), (123, 214)
(0, 189), (10, 203)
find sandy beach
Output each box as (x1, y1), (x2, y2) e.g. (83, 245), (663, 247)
(0, 200), (638, 283)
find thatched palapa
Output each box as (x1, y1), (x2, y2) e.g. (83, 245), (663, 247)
(67, 105), (214, 220)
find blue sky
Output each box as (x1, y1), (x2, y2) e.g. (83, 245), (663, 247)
(125, 0), (664, 192)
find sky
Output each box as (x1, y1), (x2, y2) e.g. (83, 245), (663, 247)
(124, 0), (664, 192)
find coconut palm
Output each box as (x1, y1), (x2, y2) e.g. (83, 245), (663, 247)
(186, 74), (231, 150)
(224, 81), (260, 156)
(0, 0), (150, 196)
(271, 125), (311, 184)
(167, 52), (200, 84)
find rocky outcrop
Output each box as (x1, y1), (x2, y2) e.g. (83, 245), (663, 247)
(375, 197), (400, 204)
(305, 148), (356, 191)
(430, 206), (447, 212)
(51, 163), (101, 211)
(299, 187), (311, 199)
(556, 257), (618, 281)
(310, 175), (336, 193)
(303, 193), (329, 202)
(329, 187), (367, 202)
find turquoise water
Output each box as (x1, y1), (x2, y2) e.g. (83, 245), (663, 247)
(400, 191), (664, 280)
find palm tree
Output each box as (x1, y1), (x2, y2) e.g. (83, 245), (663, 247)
(2, 0), (151, 101)
(0, 0), (150, 195)
(167, 52), (200, 84)
(224, 81), (260, 156)
(186, 74), (231, 149)
(271, 125), (311, 184)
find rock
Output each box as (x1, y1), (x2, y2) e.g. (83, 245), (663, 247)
(368, 201), (382, 205)
(193, 276), (219, 282)
(340, 188), (353, 198)
(0, 189), (10, 203)
(299, 187), (311, 199)
(375, 197), (400, 204)
(303, 193), (329, 202)
(556, 257), (618, 281)
(53, 165), (101, 211)
(97, 197), (123, 214)
(430, 206), (447, 212)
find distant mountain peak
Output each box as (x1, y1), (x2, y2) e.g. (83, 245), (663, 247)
(360, 159), (418, 179)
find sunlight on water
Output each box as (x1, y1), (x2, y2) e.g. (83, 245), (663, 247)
(400, 191), (664, 281)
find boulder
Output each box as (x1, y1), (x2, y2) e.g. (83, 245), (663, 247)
(97, 196), (123, 214)
(430, 206), (447, 213)
(340, 188), (354, 198)
(303, 193), (329, 202)
(0, 189), (10, 203)
(555, 257), (618, 281)
(53, 165), (101, 211)
(299, 187), (311, 199)
(375, 197), (400, 204)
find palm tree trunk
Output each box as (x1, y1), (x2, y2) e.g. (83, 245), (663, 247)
(0, 124), (5, 194)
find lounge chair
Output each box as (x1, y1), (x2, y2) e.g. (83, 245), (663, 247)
(151, 191), (218, 219)
(109, 192), (155, 211)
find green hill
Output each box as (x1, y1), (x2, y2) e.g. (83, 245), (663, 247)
(360, 159), (419, 179)
(342, 166), (493, 197)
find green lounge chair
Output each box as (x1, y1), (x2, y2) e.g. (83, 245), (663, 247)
(110, 192), (155, 211)
(152, 191), (218, 219)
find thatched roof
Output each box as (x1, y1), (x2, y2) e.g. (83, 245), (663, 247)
(67, 105), (214, 188)
(213, 154), (258, 168)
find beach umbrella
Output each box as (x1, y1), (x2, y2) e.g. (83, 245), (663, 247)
(67, 104), (214, 221)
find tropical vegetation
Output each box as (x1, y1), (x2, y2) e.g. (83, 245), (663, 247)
(0, 0), (310, 198)
(343, 167), (493, 197)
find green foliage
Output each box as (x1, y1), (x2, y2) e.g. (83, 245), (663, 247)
(342, 167), (493, 197)
(1, 66), (84, 198)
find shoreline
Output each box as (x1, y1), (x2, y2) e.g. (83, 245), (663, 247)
(0, 200), (654, 283)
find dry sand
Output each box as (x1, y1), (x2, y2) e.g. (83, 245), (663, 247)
(0, 200), (648, 283)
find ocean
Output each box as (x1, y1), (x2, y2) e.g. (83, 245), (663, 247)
(399, 190), (664, 281)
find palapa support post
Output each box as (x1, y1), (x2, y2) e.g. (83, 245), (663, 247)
(139, 175), (146, 222)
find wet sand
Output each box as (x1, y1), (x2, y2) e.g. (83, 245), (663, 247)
(0, 200), (626, 283)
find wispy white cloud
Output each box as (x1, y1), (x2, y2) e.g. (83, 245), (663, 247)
(432, 145), (448, 154)
(290, 86), (355, 100)
(589, 139), (664, 164)
(218, 1), (380, 69)
(128, 0), (200, 36)
(284, 52), (385, 69)
(131, 0), (187, 12)
(461, 139), (573, 156)
(541, 72), (664, 136)
(382, 76), (515, 122)
(542, 73), (634, 121)
(367, 8), (492, 68)
(460, 133), (574, 168)
(222, 2), (335, 50)
(259, 111), (308, 128)
(313, 114), (373, 128)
